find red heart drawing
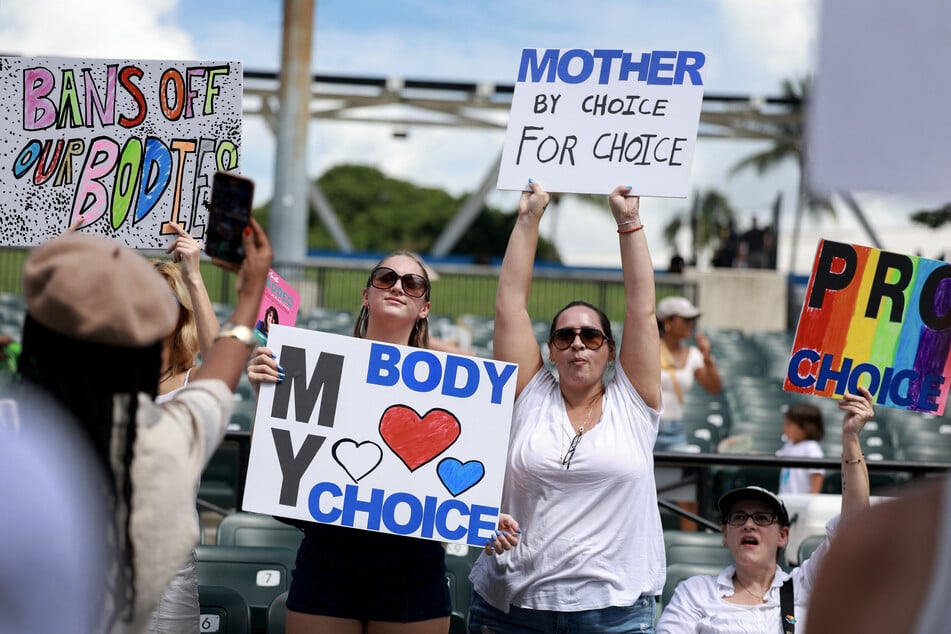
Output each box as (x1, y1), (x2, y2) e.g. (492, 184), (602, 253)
(379, 405), (461, 471)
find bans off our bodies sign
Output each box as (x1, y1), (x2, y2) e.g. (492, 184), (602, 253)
(0, 55), (243, 247)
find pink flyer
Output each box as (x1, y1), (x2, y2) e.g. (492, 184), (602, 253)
(254, 268), (300, 344)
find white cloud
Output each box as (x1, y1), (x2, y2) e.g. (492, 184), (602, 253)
(0, 0), (196, 60)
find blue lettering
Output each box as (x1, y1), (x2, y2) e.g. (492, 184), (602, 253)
(516, 49), (704, 85)
(466, 504), (498, 547)
(648, 50), (676, 85)
(342, 484), (384, 530)
(877, 367), (895, 405)
(517, 48), (559, 82)
(366, 342), (401, 387)
(483, 361), (517, 405)
(435, 498), (469, 541)
(308, 481), (342, 523)
(847, 363), (881, 395)
(816, 354), (853, 394)
(13, 140), (42, 178)
(421, 495), (439, 539)
(918, 374), (945, 412)
(381, 492), (423, 535)
(403, 350), (441, 393)
(889, 369), (916, 407)
(134, 136), (171, 223)
(442, 356), (479, 399)
(787, 349), (820, 389)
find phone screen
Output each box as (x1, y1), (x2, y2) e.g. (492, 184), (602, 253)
(206, 172), (254, 263)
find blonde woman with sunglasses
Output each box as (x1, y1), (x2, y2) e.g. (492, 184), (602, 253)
(468, 182), (665, 633)
(247, 251), (514, 634)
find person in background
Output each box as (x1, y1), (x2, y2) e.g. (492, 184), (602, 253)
(655, 387), (874, 633)
(776, 403), (825, 495)
(468, 182), (664, 633)
(16, 221), (272, 633)
(149, 222), (222, 634)
(807, 474), (949, 633)
(656, 295), (722, 450)
(246, 250), (514, 634)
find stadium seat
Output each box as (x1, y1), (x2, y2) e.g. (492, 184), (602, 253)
(195, 544), (297, 633)
(795, 534), (825, 566)
(661, 562), (725, 610)
(663, 530), (732, 568)
(216, 512), (305, 551)
(266, 591), (287, 633)
(445, 545), (480, 631)
(198, 584), (251, 634)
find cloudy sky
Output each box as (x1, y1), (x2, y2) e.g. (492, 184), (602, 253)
(2, 0), (947, 271)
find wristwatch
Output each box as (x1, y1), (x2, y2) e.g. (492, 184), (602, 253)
(214, 322), (258, 355)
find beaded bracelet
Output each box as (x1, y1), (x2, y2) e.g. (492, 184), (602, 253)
(843, 455), (864, 464)
(618, 224), (645, 234)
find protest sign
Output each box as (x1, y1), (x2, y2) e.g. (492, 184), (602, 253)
(785, 240), (951, 414)
(497, 48), (706, 197)
(254, 269), (301, 345)
(242, 325), (518, 546)
(0, 55), (242, 247)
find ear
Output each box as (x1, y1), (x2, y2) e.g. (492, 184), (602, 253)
(721, 528), (728, 547)
(778, 526), (790, 549)
(362, 288), (369, 308)
(417, 300), (430, 320)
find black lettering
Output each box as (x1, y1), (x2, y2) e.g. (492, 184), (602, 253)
(272, 429), (325, 505)
(271, 346), (344, 425)
(865, 251), (913, 323)
(808, 241), (858, 309)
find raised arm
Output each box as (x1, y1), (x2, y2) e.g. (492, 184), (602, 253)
(838, 386), (874, 520)
(494, 180), (551, 396)
(167, 222), (219, 359)
(609, 186), (661, 410)
(193, 219), (273, 390)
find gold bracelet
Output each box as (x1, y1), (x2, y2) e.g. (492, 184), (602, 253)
(843, 455), (864, 464)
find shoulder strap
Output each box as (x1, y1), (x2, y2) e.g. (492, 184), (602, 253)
(780, 577), (796, 634)
(659, 345), (684, 404)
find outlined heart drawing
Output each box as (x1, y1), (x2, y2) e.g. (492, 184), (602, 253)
(379, 405), (461, 471)
(332, 439), (383, 483)
(436, 457), (485, 497)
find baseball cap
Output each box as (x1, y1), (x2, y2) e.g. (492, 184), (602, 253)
(657, 296), (701, 321)
(718, 486), (790, 526)
(22, 233), (179, 347)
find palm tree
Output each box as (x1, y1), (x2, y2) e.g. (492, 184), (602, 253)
(730, 77), (884, 272)
(662, 188), (738, 266)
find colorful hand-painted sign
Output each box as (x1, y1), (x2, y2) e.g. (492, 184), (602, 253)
(497, 47), (706, 197)
(0, 55), (242, 248)
(242, 325), (518, 545)
(254, 269), (301, 345)
(785, 240), (951, 414)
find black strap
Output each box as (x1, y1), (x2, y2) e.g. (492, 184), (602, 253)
(780, 577), (795, 634)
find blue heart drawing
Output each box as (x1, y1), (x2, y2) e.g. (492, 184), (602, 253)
(437, 457), (485, 497)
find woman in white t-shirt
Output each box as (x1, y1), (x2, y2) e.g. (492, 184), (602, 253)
(468, 182), (665, 632)
(776, 403), (825, 494)
(656, 296), (722, 450)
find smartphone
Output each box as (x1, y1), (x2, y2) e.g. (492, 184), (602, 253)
(206, 171), (255, 263)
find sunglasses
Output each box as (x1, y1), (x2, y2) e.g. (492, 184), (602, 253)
(368, 267), (429, 298)
(550, 327), (607, 350)
(725, 511), (779, 527)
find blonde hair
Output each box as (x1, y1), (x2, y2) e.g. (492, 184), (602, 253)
(152, 261), (199, 372)
(353, 250), (431, 348)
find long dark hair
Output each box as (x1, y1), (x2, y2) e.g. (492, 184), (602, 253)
(17, 314), (162, 627)
(353, 251), (431, 348)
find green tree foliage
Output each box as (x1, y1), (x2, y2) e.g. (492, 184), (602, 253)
(255, 164), (560, 261)
(662, 188), (737, 259)
(910, 203), (951, 229)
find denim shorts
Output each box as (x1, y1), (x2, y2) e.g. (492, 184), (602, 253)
(468, 592), (656, 633)
(285, 523), (451, 622)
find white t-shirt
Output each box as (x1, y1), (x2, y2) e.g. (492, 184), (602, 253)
(660, 345), (704, 422)
(776, 440), (825, 494)
(656, 516), (840, 633)
(469, 366), (665, 612)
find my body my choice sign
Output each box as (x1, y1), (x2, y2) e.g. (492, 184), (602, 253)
(497, 48), (706, 197)
(243, 325), (518, 545)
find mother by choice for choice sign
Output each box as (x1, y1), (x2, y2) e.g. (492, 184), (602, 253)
(497, 48), (706, 197)
(243, 325), (518, 546)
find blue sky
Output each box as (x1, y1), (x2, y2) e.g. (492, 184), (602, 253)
(2, 0), (947, 270)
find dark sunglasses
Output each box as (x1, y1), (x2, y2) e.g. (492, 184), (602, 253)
(550, 327), (607, 350)
(368, 267), (429, 298)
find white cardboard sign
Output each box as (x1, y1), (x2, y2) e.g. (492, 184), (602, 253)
(497, 48), (706, 197)
(0, 55), (242, 247)
(242, 325), (518, 546)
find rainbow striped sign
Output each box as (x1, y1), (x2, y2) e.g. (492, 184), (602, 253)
(785, 240), (951, 414)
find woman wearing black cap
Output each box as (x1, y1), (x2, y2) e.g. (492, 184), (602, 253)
(656, 386), (874, 633)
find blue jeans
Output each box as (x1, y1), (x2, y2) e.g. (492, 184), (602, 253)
(468, 593), (655, 633)
(654, 419), (687, 451)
